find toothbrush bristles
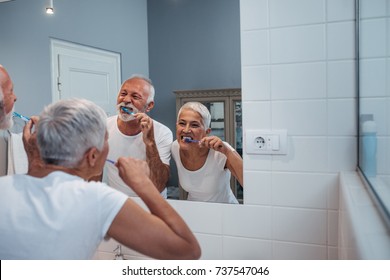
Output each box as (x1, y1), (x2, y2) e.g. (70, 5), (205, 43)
(121, 107), (134, 115)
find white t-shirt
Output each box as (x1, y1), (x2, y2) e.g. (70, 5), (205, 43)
(171, 140), (239, 204)
(0, 171), (128, 260)
(106, 116), (173, 197)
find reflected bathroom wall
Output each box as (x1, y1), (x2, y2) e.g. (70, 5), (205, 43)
(358, 0), (390, 221)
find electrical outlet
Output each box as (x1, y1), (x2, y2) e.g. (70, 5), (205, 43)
(255, 136), (266, 149)
(245, 130), (287, 155)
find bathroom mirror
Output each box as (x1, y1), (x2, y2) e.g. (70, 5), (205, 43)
(357, 0), (390, 223)
(0, 0), (242, 204)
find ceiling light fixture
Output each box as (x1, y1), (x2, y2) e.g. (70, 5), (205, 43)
(46, 0), (54, 15)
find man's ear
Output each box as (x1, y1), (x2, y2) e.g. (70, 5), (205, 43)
(206, 128), (211, 135)
(86, 147), (99, 167)
(145, 101), (155, 112)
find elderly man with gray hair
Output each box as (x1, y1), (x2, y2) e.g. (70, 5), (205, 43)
(0, 98), (200, 260)
(0, 65), (17, 130)
(105, 74), (173, 198)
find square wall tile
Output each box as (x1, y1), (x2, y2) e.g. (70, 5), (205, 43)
(270, 25), (325, 64)
(244, 153), (272, 171)
(242, 66), (271, 101)
(359, 98), (387, 135)
(195, 233), (223, 260)
(240, 0), (268, 30)
(272, 137), (328, 172)
(360, 0), (388, 18)
(222, 204), (272, 239)
(327, 21), (355, 60)
(327, 98), (357, 136)
(360, 19), (387, 58)
(243, 101), (271, 129)
(327, 137), (357, 172)
(327, 0), (355, 22)
(327, 60), (356, 99)
(328, 246), (339, 260)
(244, 171), (272, 205)
(377, 137), (390, 174)
(271, 172), (334, 209)
(241, 30), (269, 66)
(223, 236), (272, 259)
(327, 174), (340, 210)
(269, 0), (325, 27)
(273, 241), (327, 259)
(272, 100), (327, 136)
(273, 207), (327, 244)
(172, 200), (223, 234)
(360, 59), (387, 97)
(271, 62), (326, 100)
(328, 210), (339, 246)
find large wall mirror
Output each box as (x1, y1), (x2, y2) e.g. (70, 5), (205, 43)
(357, 0), (390, 224)
(0, 0), (242, 204)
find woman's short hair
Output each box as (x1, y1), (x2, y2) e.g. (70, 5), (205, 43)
(37, 98), (107, 168)
(177, 101), (211, 130)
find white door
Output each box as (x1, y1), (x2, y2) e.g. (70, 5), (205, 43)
(51, 39), (121, 116)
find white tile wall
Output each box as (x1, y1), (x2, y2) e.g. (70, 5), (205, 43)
(327, 0), (355, 22)
(327, 21), (356, 60)
(273, 241), (328, 259)
(272, 100), (327, 135)
(339, 172), (390, 259)
(242, 66), (271, 101)
(239, 0), (356, 260)
(327, 99), (357, 136)
(360, 19), (387, 57)
(327, 60), (356, 98)
(270, 25), (326, 63)
(271, 62), (326, 100)
(240, 0), (268, 30)
(269, 0), (325, 27)
(241, 30), (270, 66)
(244, 171), (272, 205)
(273, 207), (327, 244)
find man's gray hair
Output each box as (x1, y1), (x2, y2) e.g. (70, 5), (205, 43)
(125, 74), (155, 103)
(37, 98), (107, 168)
(177, 102), (211, 130)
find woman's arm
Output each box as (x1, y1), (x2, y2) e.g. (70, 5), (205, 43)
(201, 136), (243, 187)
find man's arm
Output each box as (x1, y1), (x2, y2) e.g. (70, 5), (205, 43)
(145, 141), (170, 192)
(22, 116), (46, 177)
(138, 114), (171, 192)
(107, 157), (201, 260)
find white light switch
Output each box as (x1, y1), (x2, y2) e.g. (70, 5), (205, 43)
(245, 130), (287, 155)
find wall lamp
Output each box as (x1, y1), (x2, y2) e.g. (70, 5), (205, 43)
(46, 0), (54, 15)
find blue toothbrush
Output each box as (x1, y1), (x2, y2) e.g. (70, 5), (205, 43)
(183, 137), (199, 143)
(121, 107), (134, 115)
(13, 112), (30, 122)
(106, 159), (116, 165)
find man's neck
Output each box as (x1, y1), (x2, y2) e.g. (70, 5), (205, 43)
(117, 117), (141, 136)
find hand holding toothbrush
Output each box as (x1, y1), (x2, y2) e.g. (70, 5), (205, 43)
(22, 116), (45, 176)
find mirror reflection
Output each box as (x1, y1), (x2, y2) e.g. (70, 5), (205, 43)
(0, 0), (242, 204)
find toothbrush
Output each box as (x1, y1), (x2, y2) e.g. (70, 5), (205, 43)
(106, 159), (116, 165)
(13, 112), (30, 122)
(121, 107), (134, 115)
(183, 137), (200, 143)
(183, 136), (223, 148)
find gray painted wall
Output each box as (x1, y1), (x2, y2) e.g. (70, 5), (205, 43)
(147, 0), (241, 187)
(0, 0), (149, 117)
